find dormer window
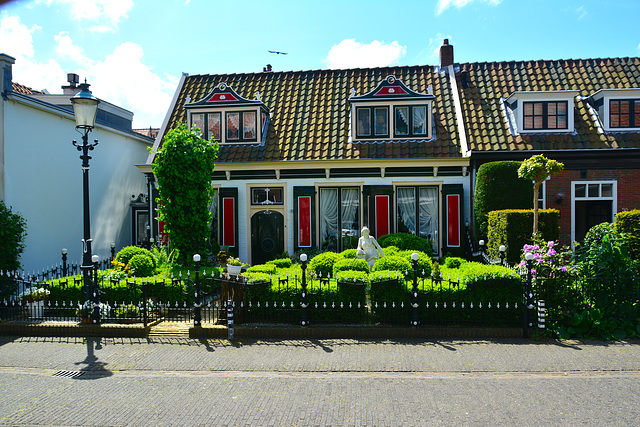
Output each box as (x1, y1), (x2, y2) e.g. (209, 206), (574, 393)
(185, 82), (269, 144)
(504, 90), (577, 134)
(349, 75), (434, 142)
(589, 88), (640, 132)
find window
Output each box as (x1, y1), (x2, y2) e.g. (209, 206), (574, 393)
(610, 99), (640, 128)
(251, 187), (283, 205)
(573, 181), (616, 243)
(356, 107), (388, 138)
(394, 105), (427, 137)
(396, 186), (438, 254)
(523, 101), (568, 130)
(190, 110), (258, 143)
(319, 187), (360, 252)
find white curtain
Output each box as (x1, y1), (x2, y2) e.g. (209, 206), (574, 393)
(208, 189), (218, 240)
(320, 188), (339, 251)
(397, 187), (416, 235)
(341, 188), (360, 249)
(413, 106), (427, 135)
(419, 187), (438, 253)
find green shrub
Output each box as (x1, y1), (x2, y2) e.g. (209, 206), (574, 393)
(340, 249), (358, 259)
(128, 254), (155, 277)
(247, 264), (277, 275)
(333, 258), (370, 277)
(377, 233), (432, 254)
(115, 246), (156, 269)
(369, 270), (405, 281)
(115, 304), (141, 318)
(444, 257), (466, 269)
(372, 256), (412, 275)
(474, 161), (533, 239)
(381, 245), (400, 257)
(615, 210), (640, 261)
(266, 258), (292, 268)
(0, 201), (27, 271)
(574, 222), (635, 278)
(487, 209), (560, 264)
(308, 252), (343, 278)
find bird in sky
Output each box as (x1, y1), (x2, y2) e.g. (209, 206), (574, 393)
(268, 50), (288, 55)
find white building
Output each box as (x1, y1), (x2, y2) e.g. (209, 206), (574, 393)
(0, 54), (153, 272)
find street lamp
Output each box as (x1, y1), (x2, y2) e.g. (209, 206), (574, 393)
(499, 245), (506, 267)
(71, 81), (100, 324)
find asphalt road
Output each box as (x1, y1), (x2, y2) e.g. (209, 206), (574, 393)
(1, 336), (639, 426)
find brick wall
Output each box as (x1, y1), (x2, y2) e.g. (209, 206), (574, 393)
(545, 168), (640, 246)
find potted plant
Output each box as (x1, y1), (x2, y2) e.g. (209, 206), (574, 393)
(20, 287), (50, 318)
(226, 257), (247, 276)
(76, 300), (111, 323)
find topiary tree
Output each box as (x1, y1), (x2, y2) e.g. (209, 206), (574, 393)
(115, 246), (156, 269)
(474, 161), (533, 240)
(518, 154), (564, 236)
(0, 201), (27, 271)
(377, 233), (432, 254)
(152, 123), (219, 265)
(308, 251), (343, 278)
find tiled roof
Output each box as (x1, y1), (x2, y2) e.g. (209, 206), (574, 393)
(12, 82), (43, 95)
(165, 66), (462, 163)
(133, 127), (160, 139)
(458, 57), (640, 152)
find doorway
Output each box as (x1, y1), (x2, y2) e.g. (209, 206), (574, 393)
(251, 210), (284, 265)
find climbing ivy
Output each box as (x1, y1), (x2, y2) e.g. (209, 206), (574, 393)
(151, 123), (218, 265)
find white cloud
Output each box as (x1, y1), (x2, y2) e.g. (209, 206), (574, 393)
(436, 0), (502, 15)
(323, 39), (407, 69)
(575, 6), (587, 20)
(37, 0), (133, 32)
(54, 32), (90, 64)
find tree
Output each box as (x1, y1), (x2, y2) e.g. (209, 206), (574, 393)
(0, 201), (27, 271)
(517, 154), (564, 236)
(151, 124), (219, 265)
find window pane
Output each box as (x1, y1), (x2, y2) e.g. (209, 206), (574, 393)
(533, 116), (543, 129)
(395, 106), (409, 136)
(524, 116), (533, 129)
(413, 106), (427, 135)
(374, 107), (388, 136)
(207, 112), (221, 141)
(548, 103), (556, 115)
(588, 184), (599, 198)
(227, 112), (239, 140)
(620, 100), (630, 114)
(601, 184), (613, 197)
(191, 113), (204, 136)
(524, 103), (533, 115)
(243, 111), (256, 140)
(397, 187), (416, 235)
(575, 184), (586, 198)
(319, 188), (339, 252)
(620, 113), (630, 127)
(533, 102), (543, 115)
(610, 100), (619, 114)
(548, 116), (557, 129)
(341, 188), (360, 250)
(418, 187), (438, 253)
(356, 108), (371, 137)
(557, 116), (567, 129)
(252, 187), (283, 205)
(557, 102), (567, 115)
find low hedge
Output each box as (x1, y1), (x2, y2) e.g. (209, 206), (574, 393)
(377, 233), (432, 255)
(333, 258), (369, 277)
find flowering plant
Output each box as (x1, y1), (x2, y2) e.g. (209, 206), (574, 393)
(226, 257), (247, 267)
(520, 239), (574, 280)
(76, 300), (111, 319)
(20, 287), (50, 302)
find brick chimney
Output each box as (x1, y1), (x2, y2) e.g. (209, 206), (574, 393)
(61, 73), (81, 95)
(440, 39), (454, 68)
(0, 53), (15, 97)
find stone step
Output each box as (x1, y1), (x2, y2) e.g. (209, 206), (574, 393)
(148, 322), (191, 337)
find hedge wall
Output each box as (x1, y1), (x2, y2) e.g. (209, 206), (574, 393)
(487, 209), (560, 264)
(615, 209), (640, 261)
(474, 161), (533, 239)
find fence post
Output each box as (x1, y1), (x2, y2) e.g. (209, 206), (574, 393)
(523, 252), (534, 338)
(411, 253), (419, 327)
(193, 254), (201, 328)
(300, 254), (309, 326)
(142, 280), (148, 327)
(91, 255), (101, 324)
(227, 299), (234, 340)
(537, 300), (546, 332)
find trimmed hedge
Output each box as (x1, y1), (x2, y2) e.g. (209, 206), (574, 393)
(474, 161), (533, 239)
(308, 251), (343, 278)
(129, 254), (155, 277)
(487, 209), (560, 264)
(115, 246), (157, 269)
(333, 258), (370, 277)
(615, 209), (640, 261)
(377, 233), (432, 255)
(372, 256), (412, 275)
(266, 258), (292, 268)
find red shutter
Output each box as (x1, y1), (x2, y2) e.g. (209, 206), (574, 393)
(375, 195), (390, 238)
(298, 196), (311, 247)
(222, 197), (236, 247)
(446, 194), (460, 247)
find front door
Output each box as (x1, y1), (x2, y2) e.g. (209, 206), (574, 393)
(251, 211), (284, 265)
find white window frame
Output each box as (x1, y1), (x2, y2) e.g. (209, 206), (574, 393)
(603, 93), (640, 132)
(570, 180), (617, 244)
(506, 91), (578, 134)
(187, 106), (263, 144)
(350, 100), (432, 141)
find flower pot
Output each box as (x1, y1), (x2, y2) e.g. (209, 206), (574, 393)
(27, 300), (45, 318)
(226, 264), (242, 276)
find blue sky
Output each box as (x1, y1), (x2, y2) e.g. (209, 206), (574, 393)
(1, 0), (639, 128)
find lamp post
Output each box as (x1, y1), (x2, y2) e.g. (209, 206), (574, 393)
(499, 245), (506, 267)
(71, 81), (100, 324)
(110, 243), (116, 262)
(61, 248), (68, 277)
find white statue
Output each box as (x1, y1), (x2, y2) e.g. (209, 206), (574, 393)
(356, 227), (384, 268)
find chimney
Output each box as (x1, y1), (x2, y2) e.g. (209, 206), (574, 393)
(440, 39), (454, 68)
(0, 53), (15, 98)
(62, 73), (81, 95)
(263, 64), (273, 72)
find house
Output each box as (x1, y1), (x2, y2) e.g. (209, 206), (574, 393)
(0, 54), (154, 272)
(143, 41), (640, 265)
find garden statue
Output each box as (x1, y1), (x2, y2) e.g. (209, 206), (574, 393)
(356, 227), (385, 268)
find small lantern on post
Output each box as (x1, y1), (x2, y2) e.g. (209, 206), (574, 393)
(61, 248), (68, 278)
(411, 252), (420, 327)
(524, 252), (535, 338)
(300, 254), (309, 326)
(499, 245), (506, 267)
(193, 254), (202, 328)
